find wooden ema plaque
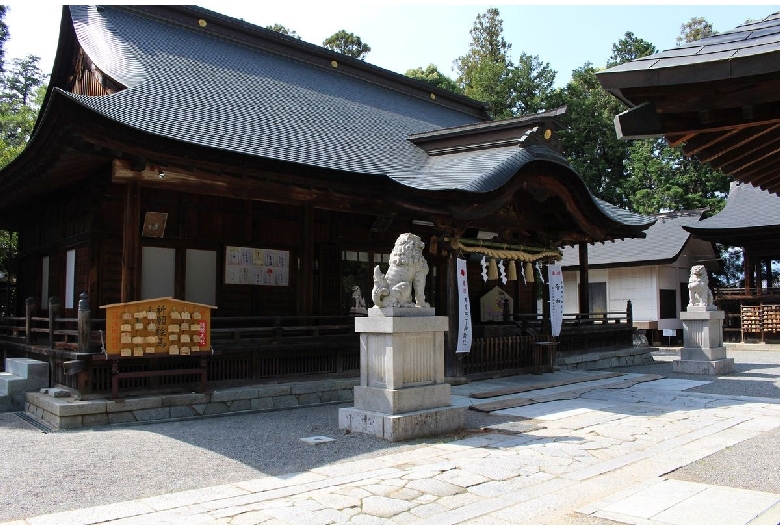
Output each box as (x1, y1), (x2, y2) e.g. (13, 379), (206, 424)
(102, 298), (215, 356)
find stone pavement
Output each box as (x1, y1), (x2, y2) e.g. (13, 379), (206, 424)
(6, 362), (780, 525)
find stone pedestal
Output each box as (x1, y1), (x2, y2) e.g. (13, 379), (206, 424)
(339, 307), (466, 441)
(674, 306), (734, 375)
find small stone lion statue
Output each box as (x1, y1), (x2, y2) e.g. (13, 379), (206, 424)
(372, 233), (430, 308)
(349, 286), (367, 316)
(688, 264), (713, 307)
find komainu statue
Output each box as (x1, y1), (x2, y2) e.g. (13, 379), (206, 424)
(688, 264), (714, 307)
(372, 233), (430, 308)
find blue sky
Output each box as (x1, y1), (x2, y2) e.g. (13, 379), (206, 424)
(5, 3), (778, 88)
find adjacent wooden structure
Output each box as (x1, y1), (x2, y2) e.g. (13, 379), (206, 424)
(597, 12), (780, 196)
(0, 6), (653, 392)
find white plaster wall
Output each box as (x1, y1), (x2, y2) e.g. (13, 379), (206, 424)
(607, 266), (657, 324)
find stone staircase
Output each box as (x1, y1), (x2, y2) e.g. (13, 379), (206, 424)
(0, 358), (49, 412)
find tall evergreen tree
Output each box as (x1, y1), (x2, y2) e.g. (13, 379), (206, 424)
(454, 8), (557, 119)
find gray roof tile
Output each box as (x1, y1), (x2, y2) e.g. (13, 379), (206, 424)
(57, 5), (652, 230)
(560, 210), (704, 268)
(684, 182), (780, 230)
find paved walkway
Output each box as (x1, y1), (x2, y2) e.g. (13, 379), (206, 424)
(6, 358), (780, 525)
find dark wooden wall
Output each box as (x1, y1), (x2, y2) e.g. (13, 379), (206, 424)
(13, 176), (413, 319)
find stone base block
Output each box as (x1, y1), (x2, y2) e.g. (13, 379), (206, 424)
(680, 346), (727, 361)
(673, 358), (734, 375)
(338, 405), (466, 442)
(353, 384), (451, 415)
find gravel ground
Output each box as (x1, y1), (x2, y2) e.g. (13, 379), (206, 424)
(1, 347), (778, 523)
(0, 403), (520, 522)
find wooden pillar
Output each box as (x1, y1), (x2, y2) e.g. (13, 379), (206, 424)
(121, 182), (140, 303)
(48, 296), (60, 388)
(25, 297), (35, 344)
(48, 296), (60, 348)
(743, 248), (751, 295)
(78, 293), (91, 353)
(765, 259), (773, 291)
(445, 253), (462, 378)
(578, 243), (590, 315)
(300, 204), (313, 316)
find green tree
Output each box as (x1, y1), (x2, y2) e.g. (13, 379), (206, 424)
(0, 5), (8, 72)
(509, 52), (557, 115)
(559, 63), (632, 207)
(455, 8), (557, 119)
(676, 17), (715, 46)
(322, 30), (371, 60)
(607, 31), (657, 68)
(404, 64), (462, 94)
(265, 23), (301, 40)
(0, 54), (46, 148)
(454, 8), (514, 118)
(623, 139), (729, 214)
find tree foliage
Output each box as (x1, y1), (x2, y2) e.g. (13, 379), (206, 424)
(0, 6), (7, 73)
(265, 23), (301, 40)
(454, 8), (557, 119)
(607, 32), (657, 68)
(404, 64), (462, 94)
(0, 10), (45, 310)
(322, 30), (371, 60)
(623, 139), (730, 215)
(558, 63), (631, 207)
(676, 17), (715, 46)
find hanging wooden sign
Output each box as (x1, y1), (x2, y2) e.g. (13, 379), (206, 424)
(101, 297), (215, 356)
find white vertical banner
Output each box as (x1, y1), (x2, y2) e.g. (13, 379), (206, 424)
(548, 264), (564, 337)
(456, 258), (473, 353)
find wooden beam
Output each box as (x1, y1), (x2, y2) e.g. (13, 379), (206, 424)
(111, 159), (453, 218)
(614, 102), (665, 140)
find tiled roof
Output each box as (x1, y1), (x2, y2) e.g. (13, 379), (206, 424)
(64, 5), (479, 180)
(683, 182), (780, 231)
(600, 12), (780, 85)
(560, 210), (705, 268)
(54, 5), (652, 231)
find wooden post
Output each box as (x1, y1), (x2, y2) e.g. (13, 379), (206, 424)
(743, 248), (751, 295)
(578, 243), (590, 315)
(78, 293), (91, 353)
(25, 297), (35, 345)
(626, 299), (633, 328)
(300, 204), (313, 315)
(48, 296), (60, 348)
(121, 181), (140, 303)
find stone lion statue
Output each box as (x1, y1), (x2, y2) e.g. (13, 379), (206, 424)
(688, 265), (713, 307)
(372, 233), (430, 308)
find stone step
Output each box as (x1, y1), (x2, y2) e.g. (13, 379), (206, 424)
(5, 358), (48, 380)
(0, 392), (25, 412)
(0, 372), (27, 395)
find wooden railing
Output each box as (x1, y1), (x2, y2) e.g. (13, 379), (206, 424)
(512, 303), (634, 354)
(0, 294), (360, 396)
